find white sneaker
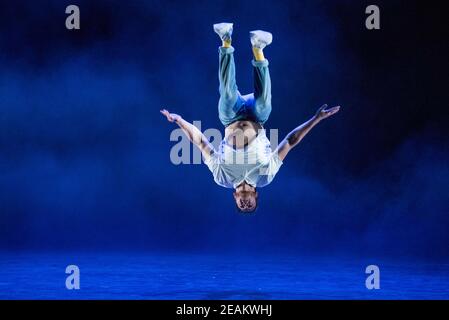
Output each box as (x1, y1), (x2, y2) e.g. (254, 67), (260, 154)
(213, 22), (233, 42)
(250, 30), (273, 49)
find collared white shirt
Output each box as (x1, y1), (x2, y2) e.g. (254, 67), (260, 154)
(204, 129), (283, 188)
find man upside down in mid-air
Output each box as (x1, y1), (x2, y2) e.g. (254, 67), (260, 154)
(161, 23), (340, 213)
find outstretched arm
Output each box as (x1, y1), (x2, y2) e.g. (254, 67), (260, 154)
(160, 109), (215, 160)
(276, 104), (340, 161)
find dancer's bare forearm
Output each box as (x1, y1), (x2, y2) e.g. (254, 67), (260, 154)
(160, 109), (215, 159)
(276, 104), (340, 161)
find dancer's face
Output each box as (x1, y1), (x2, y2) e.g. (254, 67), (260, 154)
(233, 190), (258, 213)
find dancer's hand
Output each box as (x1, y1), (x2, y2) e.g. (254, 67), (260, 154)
(315, 104), (340, 121)
(160, 109), (182, 123)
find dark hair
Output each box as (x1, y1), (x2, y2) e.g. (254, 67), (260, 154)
(235, 197), (258, 214)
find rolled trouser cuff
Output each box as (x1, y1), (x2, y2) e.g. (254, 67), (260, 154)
(252, 59), (269, 67)
(219, 46), (235, 54)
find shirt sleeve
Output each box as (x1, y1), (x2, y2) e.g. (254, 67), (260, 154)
(203, 152), (232, 188)
(267, 152), (283, 176)
(204, 151), (220, 173)
(255, 152), (284, 187)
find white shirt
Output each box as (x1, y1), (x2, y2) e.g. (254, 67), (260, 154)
(204, 129), (283, 189)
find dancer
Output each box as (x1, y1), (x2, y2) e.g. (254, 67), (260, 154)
(161, 23), (340, 213)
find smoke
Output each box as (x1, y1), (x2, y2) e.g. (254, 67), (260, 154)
(0, 0), (447, 259)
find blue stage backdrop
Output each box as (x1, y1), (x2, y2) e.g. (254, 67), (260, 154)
(0, 0), (448, 261)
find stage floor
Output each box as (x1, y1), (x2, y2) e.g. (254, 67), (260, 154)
(1, 253), (448, 299)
